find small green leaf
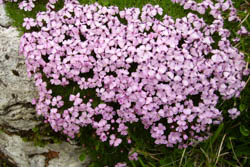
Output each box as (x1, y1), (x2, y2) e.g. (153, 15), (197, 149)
(240, 125), (249, 136)
(32, 127), (39, 133)
(95, 142), (100, 151)
(22, 137), (29, 142)
(239, 104), (246, 111)
(226, 139), (232, 150)
(79, 152), (86, 162)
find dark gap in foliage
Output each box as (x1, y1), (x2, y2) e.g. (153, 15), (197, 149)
(187, 93), (202, 106)
(128, 62), (138, 75)
(214, 90), (234, 112)
(135, 43), (142, 48)
(159, 104), (164, 110)
(106, 71), (118, 77)
(144, 26), (154, 34)
(207, 73), (215, 81)
(60, 55), (66, 61)
(211, 32), (221, 50)
(42, 54), (49, 63)
(214, 90), (221, 97)
(79, 69), (94, 80)
(116, 14), (128, 25)
(79, 33), (86, 41)
(204, 52), (213, 59)
(127, 121), (155, 146)
(131, 102), (136, 108)
(214, 90), (231, 110)
(159, 81), (170, 85)
(29, 26), (42, 32)
(94, 114), (103, 122)
(64, 34), (72, 40)
(107, 101), (121, 110)
(178, 38), (185, 48)
(116, 45), (121, 49)
(91, 51), (97, 60)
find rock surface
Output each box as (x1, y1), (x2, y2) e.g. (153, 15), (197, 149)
(0, 4), (11, 27)
(0, 4), (89, 167)
(0, 132), (90, 167)
(0, 17), (39, 132)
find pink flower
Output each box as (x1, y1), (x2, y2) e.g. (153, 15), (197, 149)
(228, 108), (240, 120)
(22, 18), (37, 30)
(19, 1), (35, 11)
(109, 134), (122, 147)
(128, 151), (138, 161)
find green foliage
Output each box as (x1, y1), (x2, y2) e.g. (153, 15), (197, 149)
(79, 152), (87, 161)
(4, 0), (64, 34)
(3, 0), (250, 166)
(22, 123), (65, 147)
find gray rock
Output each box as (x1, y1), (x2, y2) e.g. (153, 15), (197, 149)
(0, 132), (89, 167)
(0, 4), (11, 27)
(0, 25), (40, 131)
(0, 5), (90, 167)
(29, 155), (46, 167)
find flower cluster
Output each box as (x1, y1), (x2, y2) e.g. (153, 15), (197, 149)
(0, 0), (60, 11)
(171, 0), (240, 21)
(228, 108), (240, 120)
(1, 0), (36, 11)
(19, 0), (248, 149)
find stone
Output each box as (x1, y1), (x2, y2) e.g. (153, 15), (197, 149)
(0, 25), (40, 132)
(0, 132), (90, 167)
(29, 155), (46, 167)
(0, 4), (11, 27)
(0, 4), (90, 167)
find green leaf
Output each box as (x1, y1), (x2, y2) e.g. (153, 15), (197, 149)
(240, 125), (249, 136)
(148, 162), (156, 167)
(95, 142), (100, 151)
(138, 157), (146, 167)
(239, 103), (246, 111)
(32, 127), (39, 133)
(131, 160), (137, 167)
(226, 139), (232, 150)
(210, 123), (224, 145)
(79, 152), (86, 162)
(22, 137), (29, 142)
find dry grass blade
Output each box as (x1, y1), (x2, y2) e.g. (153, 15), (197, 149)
(178, 148), (186, 167)
(229, 138), (243, 167)
(215, 134), (227, 166)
